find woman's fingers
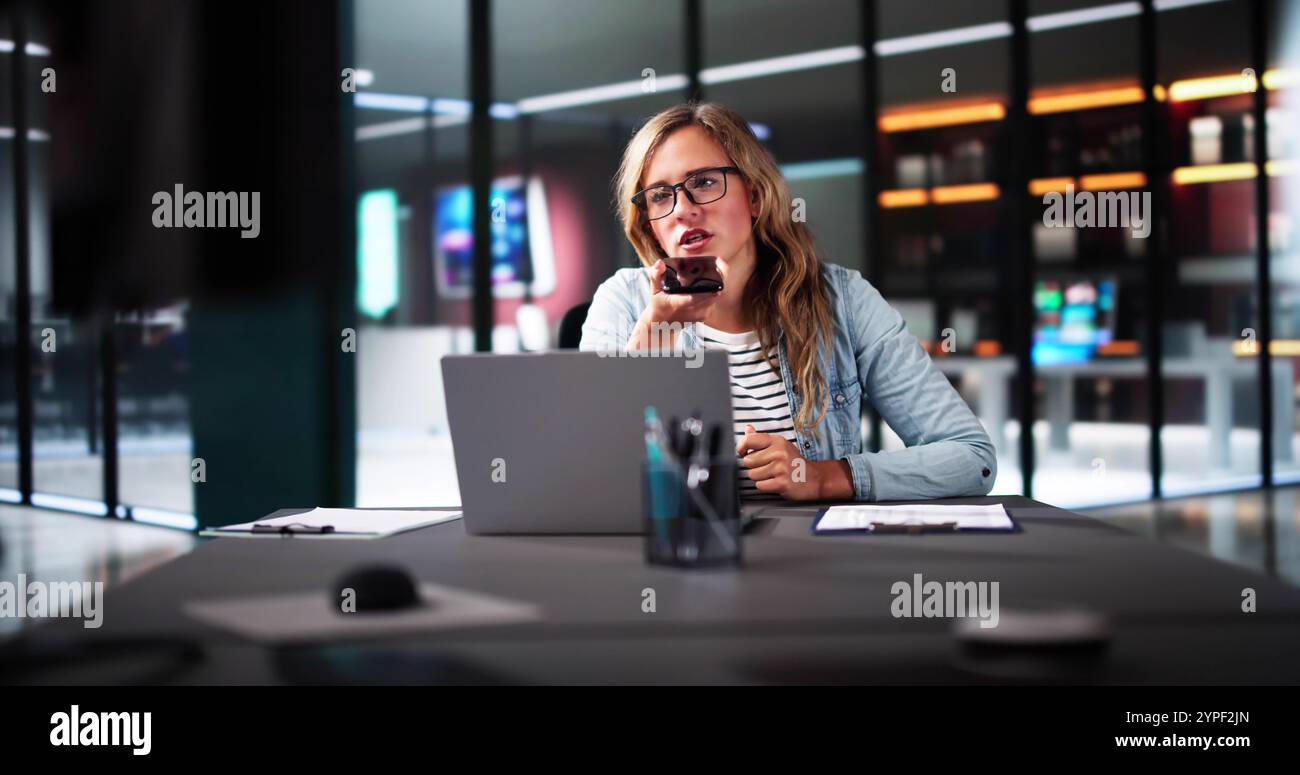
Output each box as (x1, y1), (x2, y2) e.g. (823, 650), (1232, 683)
(671, 290), (719, 312)
(741, 445), (786, 469)
(745, 459), (787, 481)
(735, 424), (777, 456)
(651, 283), (721, 323)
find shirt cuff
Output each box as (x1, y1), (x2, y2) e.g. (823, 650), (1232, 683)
(841, 454), (875, 502)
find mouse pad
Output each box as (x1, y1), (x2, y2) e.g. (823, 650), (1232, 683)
(183, 583), (541, 644)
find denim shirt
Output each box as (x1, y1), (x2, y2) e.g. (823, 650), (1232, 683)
(578, 261), (997, 501)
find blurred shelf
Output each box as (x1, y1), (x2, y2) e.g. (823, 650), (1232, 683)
(1028, 171), (1147, 194)
(880, 170), (1154, 208)
(1029, 84), (1148, 115)
(1232, 340), (1300, 357)
(879, 183), (999, 208)
(1168, 68), (1291, 103)
(876, 68), (1295, 136)
(1171, 160), (1296, 184)
(879, 102), (1004, 133)
(1179, 253), (1300, 285)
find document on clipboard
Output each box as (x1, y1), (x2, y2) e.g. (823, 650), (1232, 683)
(200, 507), (462, 539)
(812, 503), (1015, 534)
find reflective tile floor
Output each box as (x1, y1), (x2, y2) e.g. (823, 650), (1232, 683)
(1082, 485), (1300, 587)
(0, 504), (196, 637)
(0, 486), (1296, 639)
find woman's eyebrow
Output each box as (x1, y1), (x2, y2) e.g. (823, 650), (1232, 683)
(644, 165), (723, 188)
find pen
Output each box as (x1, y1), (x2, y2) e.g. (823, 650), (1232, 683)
(251, 523), (336, 535)
(868, 521), (958, 534)
(644, 407), (676, 538)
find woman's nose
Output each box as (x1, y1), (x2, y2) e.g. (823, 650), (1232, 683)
(674, 196), (702, 220)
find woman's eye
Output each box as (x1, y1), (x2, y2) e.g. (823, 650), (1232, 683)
(691, 176), (718, 189)
(648, 190), (672, 204)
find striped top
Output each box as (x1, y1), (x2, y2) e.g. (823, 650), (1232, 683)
(695, 322), (795, 501)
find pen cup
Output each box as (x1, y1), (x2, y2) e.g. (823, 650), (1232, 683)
(641, 456), (742, 568)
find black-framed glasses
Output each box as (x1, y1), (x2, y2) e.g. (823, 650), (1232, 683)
(631, 166), (740, 221)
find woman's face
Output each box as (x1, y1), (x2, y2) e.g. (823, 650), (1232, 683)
(640, 125), (759, 284)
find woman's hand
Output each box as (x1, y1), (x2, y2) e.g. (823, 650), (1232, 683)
(645, 258), (723, 324)
(736, 424), (855, 501)
(625, 259), (723, 352)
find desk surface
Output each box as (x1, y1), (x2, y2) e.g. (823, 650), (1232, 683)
(14, 496), (1300, 685)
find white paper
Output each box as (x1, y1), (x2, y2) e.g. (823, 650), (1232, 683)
(205, 507), (462, 537)
(184, 583), (540, 644)
(816, 503), (1013, 532)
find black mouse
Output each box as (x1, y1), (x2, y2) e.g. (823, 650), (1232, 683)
(334, 565), (423, 613)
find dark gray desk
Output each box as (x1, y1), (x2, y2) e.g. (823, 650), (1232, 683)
(15, 496), (1300, 684)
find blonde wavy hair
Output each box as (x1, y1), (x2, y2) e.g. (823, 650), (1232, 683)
(613, 101), (834, 434)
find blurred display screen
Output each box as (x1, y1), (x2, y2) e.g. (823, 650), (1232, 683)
(433, 176), (554, 299)
(1033, 278), (1117, 365)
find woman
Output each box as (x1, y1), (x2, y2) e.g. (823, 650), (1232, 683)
(580, 101), (996, 502)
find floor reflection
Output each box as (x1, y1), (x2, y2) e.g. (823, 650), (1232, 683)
(1084, 486), (1300, 587)
(0, 505), (197, 637)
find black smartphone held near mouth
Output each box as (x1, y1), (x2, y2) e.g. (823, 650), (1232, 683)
(661, 256), (724, 294)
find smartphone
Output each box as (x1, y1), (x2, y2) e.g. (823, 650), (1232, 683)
(661, 256), (724, 294)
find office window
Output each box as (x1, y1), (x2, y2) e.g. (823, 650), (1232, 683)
(488, 0), (686, 357)
(0, 11), (17, 495)
(875, 0), (1022, 495)
(352, 0), (470, 507)
(114, 307), (194, 516)
(1159, 0), (1263, 495)
(702, 0), (864, 270)
(15, 11), (105, 511)
(1271, 0), (1300, 484)
(1028, 0), (1152, 507)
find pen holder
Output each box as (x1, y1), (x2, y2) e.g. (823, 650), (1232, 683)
(641, 457), (742, 568)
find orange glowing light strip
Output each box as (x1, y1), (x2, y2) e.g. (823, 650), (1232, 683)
(1096, 340), (1140, 356)
(1233, 339), (1300, 357)
(1080, 171), (1147, 190)
(879, 102), (1005, 133)
(931, 183), (1000, 204)
(1169, 68), (1289, 102)
(1029, 177), (1075, 195)
(879, 189), (929, 208)
(1029, 86), (1146, 115)
(974, 340), (1001, 357)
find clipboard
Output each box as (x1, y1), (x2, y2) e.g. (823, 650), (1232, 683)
(200, 507), (462, 539)
(810, 504), (1020, 535)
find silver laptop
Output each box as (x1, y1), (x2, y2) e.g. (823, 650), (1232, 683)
(441, 351), (733, 534)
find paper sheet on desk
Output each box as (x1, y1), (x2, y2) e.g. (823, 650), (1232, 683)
(184, 583), (540, 644)
(201, 508), (461, 538)
(815, 503), (1014, 532)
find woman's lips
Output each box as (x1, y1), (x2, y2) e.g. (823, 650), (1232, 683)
(678, 233), (713, 253)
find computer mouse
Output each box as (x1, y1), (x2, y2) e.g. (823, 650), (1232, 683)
(950, 607), (1111, 682)
(952, 607), (1112, 649)
(334, 565), (424, 613)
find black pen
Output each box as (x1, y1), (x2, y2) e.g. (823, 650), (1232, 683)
(251, 522), (336, 535)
